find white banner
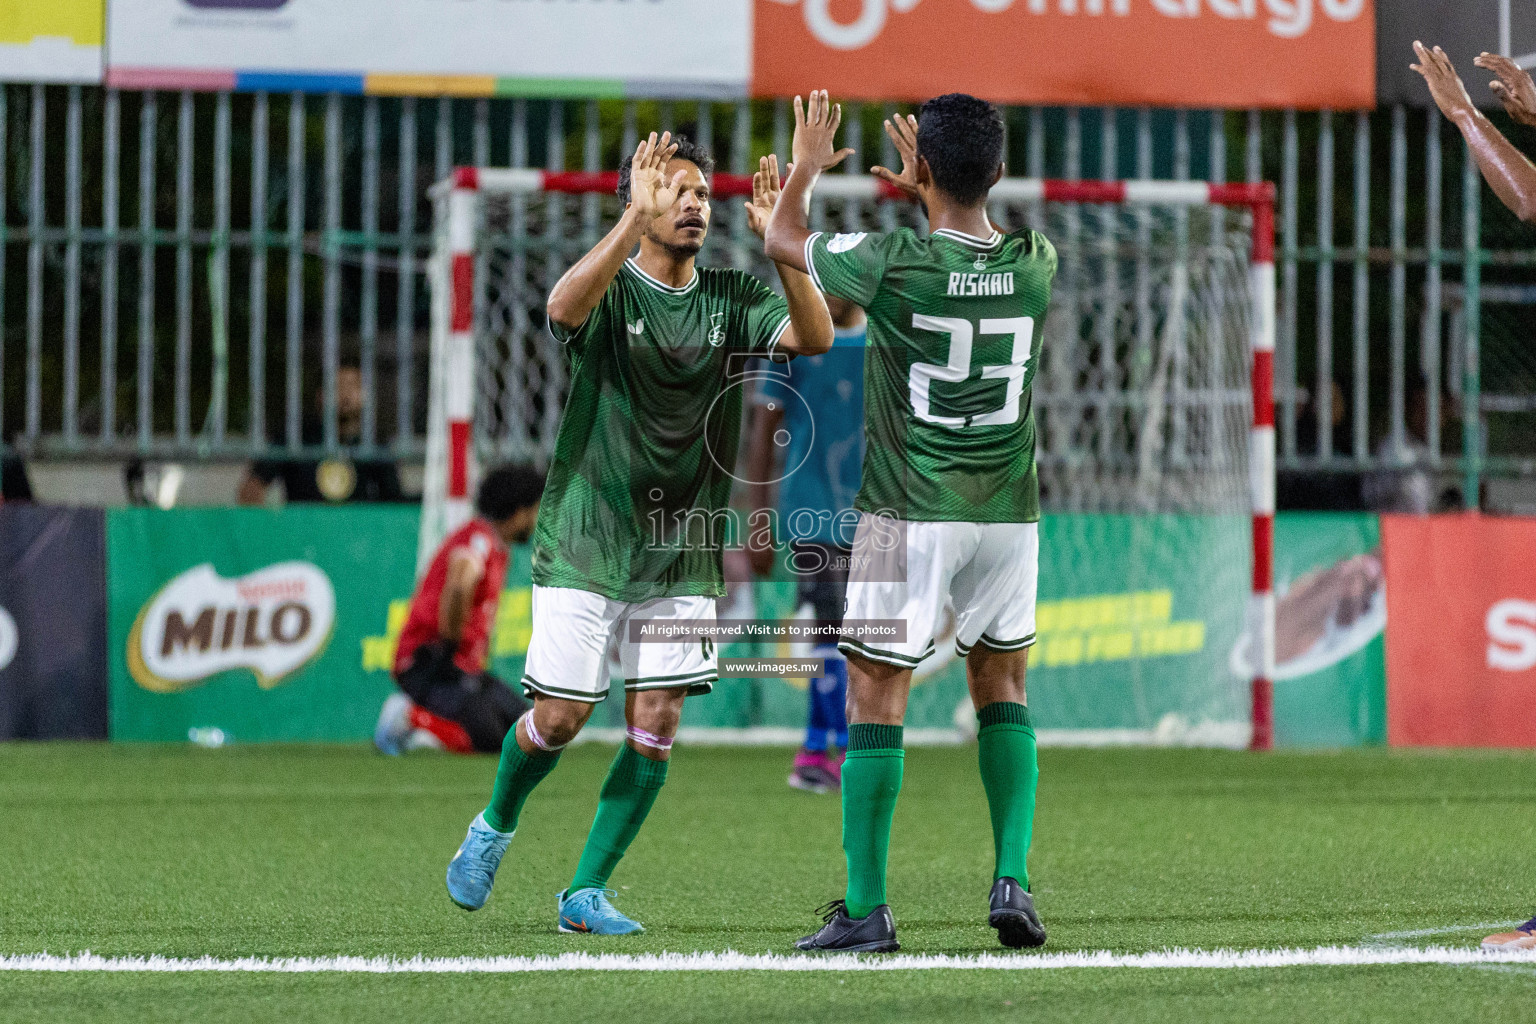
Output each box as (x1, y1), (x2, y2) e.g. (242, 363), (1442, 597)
(106, 0), (749, 96)
(0, 0), (103, 83)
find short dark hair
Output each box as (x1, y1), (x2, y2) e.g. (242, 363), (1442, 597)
(917, 93), (1005, 206)
(477, 465), (544, 522)
(616, 133), (715, 206)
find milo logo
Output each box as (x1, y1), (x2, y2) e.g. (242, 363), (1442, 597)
(127, 562), (335, 693)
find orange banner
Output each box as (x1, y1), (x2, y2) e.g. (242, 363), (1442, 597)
(1383, 515), (1536, 747)
(753, 0), (1375, 109)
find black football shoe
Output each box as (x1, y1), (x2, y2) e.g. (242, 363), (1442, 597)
(794, 900), (900, 953)
(989, 877), (1047, 949)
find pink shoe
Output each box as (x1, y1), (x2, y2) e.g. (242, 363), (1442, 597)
(789, 749), (837, 793)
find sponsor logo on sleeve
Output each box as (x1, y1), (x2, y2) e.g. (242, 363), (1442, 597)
(827, 232), (867, 253)
(127, 562), (336, 693)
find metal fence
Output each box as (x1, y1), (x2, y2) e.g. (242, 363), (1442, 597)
(3, 85), (1534, 503)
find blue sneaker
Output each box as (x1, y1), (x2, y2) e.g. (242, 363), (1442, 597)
(373, 693), (412, 756)
(557, 888), (644, 935)
(445, 813), (513, 911)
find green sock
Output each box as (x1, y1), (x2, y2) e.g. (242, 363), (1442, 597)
(482, 730), (561, 834)
(568, 744), (669, 894)
(842, 723), (904, 919)
(977, 702), (1038, 886)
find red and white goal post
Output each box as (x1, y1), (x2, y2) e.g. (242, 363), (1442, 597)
(426, 168), (1276, 750)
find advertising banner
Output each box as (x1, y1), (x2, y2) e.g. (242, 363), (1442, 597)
(0, 0), (103, 83)
(1269, 513), (1385, 747)
(0, 506), (108, 739)
(105, 0), (750, 97)
(1384, 514), (1536, 747)
(108, 506), (419, 742)
(758, 514), (1254, 744)
(754, 0), (1375, 109)
(107, 506), (1384, 747)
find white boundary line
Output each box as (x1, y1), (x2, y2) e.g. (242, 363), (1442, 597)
(3, 946), (1535, 974)
(1367, 922), (1522, 942)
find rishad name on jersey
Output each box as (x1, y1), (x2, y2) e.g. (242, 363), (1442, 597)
(947, 271), (1016, 297)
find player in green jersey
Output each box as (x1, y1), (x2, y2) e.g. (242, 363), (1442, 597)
(444, 131), (834, 935)
(766, 92), (1055, 952)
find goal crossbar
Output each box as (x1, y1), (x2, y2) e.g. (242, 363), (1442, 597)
(440, 166), (1273, 210)
(430, 170), (1278, 750)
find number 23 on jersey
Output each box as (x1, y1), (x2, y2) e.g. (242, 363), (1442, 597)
(908, 315), (1036, 428)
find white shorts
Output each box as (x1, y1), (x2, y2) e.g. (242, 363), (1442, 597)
(839, 516), (1039, 669)
(521, 586), (717, 704)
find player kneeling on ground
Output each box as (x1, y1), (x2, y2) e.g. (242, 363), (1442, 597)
(767, 92), (1054, 952)
(376, 466), (543, 755)
(443, 131), (833, 935)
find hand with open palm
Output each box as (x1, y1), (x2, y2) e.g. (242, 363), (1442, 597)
(871, 112), (920, 200)
(745, 154), (788, 240)
(627, 131), (686, 220)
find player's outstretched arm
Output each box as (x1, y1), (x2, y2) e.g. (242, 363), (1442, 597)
(1414, 42), (1536, 223)
(546, 132), (686, 329)
(748, 153), (833, 356)
(775, 258), (834, 356)
(764, 90), (855, 271)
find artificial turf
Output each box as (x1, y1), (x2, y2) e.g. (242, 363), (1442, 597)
(2, 742), (1535, 1021)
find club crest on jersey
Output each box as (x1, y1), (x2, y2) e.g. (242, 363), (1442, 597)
(708, 312), (726, 347)
(948, 271), (1016, 297)
(827, 232), (867, 253)
(627, 318), (645, 335)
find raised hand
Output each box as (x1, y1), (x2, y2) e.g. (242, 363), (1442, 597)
(1476, 52), (1536, 127)
(791, 90), (856, 176)
(627, 131), (686, 220)
(871, 112), (920, 199)
(744, 154), (786, 240)
(1412, 41), (1477, 121)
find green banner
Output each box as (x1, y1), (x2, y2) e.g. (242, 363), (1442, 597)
(108, 508), (1383, 747)
(1270, 512), (1386, 747)
(756, 515), (1254, 742)
(109, 506), (419, 742)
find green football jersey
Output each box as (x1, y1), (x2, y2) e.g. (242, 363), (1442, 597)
(805, 226), (1057, 523)
(536, 258), (790, 602)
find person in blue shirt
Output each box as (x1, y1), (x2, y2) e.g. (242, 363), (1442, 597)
(747, 296), (866, 793)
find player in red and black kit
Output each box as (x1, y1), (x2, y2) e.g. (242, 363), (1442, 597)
(375, 466), (544, 755)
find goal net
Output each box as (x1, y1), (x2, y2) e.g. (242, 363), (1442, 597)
(425, 170), (1276, 748)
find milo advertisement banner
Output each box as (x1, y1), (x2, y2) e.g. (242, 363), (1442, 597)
(109, 506), (420, 742)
